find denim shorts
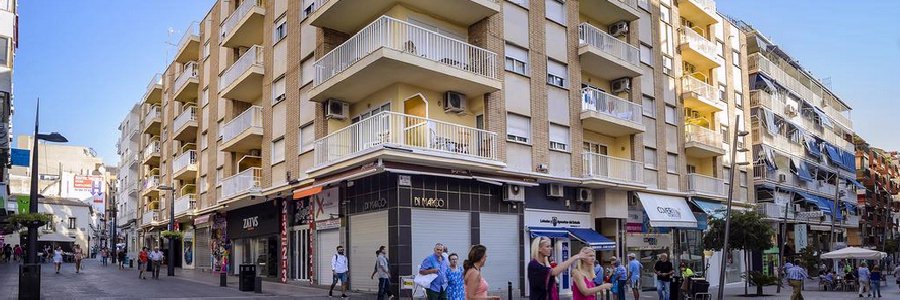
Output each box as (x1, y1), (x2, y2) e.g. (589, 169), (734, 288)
(333, 272), (347, 283)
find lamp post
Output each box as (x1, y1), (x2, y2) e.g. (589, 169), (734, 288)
(775, 190), (796, 293)
(717, 117), (749, 300)
(109, 186), (118, 264)
(20, 98), (68, 299)
(158, 185), (176, 277)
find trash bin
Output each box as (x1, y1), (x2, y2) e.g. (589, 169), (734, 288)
(19, 264), (41, 299)
(239, 264), (257, 292)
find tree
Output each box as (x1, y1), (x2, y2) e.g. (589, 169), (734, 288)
(703, 210), (775, 296)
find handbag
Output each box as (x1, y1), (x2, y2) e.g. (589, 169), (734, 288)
(545, 271), (559, 300)
(414, 273), (437, 287)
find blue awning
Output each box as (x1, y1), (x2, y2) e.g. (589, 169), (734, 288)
(820, 197), (842, 221)
(814, 107), (833, 128)
(842, 151), (856, 172)
(690, 198), (727, 219)
(841, 201), (858, 214)
(797, 192), (830, 214)
(751, 74), (776, 93)
(803, 136), (821, 158)
(824, 144), (844, 168)
(846, 178), (865, 189)
(528, 227), (570, 239)
(792, 159), (814, 182)
(567, 228), (617, 250)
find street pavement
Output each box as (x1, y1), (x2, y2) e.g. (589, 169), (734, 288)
(2, 259), (899, 299)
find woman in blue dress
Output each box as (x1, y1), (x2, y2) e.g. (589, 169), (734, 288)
(447, 253), (465, 300)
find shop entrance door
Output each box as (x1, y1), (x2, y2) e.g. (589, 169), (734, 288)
(292, 227), (310, 281)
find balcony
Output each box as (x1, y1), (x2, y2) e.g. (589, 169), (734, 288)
(220, 106), (263, 153)
(174, 22), (200, 63)
(682, 76), (724, 112)
(687, 173), (726, 198)
(220, 0), (264, 48)
(314, 111), (501, 168)
(684, 124), (725, 157)
(141, 211), (159, 227)
(173, 150), (198, 181)
(310, 16), (501, 103)
(677, 0), (717, 27)
(221, 167), (262, 201)
(844, 214), (860, 227)
(580, 0), (640, 24)
(577, 23), (641, 80)
(173, 106), (198, 141)
(142, 105), (161, 135)
(306, 0), (500, 34)
(141, 74), (163, 105)
(581, 153), (644, 188)
(679, 27), (722, 70)
(219, 45), (264, 101)
(757, 202), (793, 220)
(174, 193), (197, 217)
(580, 86), (644, 136)
(142, 139), (161, 166)
(173, 61), (199, 103)
(142, 175), (160, 197)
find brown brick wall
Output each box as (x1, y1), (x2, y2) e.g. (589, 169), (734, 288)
(284, 0), (303, 183)
(468, 10), (506, 161)
(313, 28), (349, 139)
(528, 0), (548, 173)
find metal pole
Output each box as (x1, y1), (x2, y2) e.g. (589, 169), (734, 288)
(830, 173), (839, 252)
(111, 191), (118, 264)
(777, 191), (790, 293)
(27, 100), (40, 264)
(717, 117), (743, 300)
(168, 189), (175, 276)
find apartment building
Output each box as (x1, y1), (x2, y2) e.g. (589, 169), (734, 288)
(126, 0), (756, 294)
(115, 104), (143, 257)
(740, 24), (859, 272)
(852, 139), (899, 249)
(0, 0), (16, 223)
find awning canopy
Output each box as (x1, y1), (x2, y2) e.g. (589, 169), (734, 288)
(690, 198), (727, 219)
(821, 246), (886, 260)
(38, 233), (76, 243)
(841, 201), (858, 214)
(790, 159), (814, 182)
(567, 228), (616, 250)
(292, 185), (323, 199)
(528, 227), (570, 239)
(751, 74), (776, 93)
(636, 192), (698, 228)
(846, 178), (865, 189)
(797, 192), (829, 213)
(823, 143), (844, 169)
(803, 136), (821, 158)
(813, 107), (833, 128)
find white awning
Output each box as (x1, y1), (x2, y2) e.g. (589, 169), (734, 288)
(636, 192), (698, 228)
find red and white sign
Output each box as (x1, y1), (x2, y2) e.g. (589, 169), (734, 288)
(280, 200), (288, 283)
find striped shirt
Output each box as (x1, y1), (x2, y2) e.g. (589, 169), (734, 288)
(786, 266), (807, 280)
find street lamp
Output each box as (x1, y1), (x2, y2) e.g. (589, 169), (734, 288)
(717, 117), (750, 300)
(109, 185), (118, 264)
(21, 99), (67, 299)
(158, 185), (176, 277)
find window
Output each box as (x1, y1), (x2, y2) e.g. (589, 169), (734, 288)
(200, 133), (208, 150)
(505, 43), (529, 75)
(660, 4), (671, 24)
(584, 142), (608, 155)
(200, 88), (209, 107)
(666, 153), (678, 173)
(734, 92), (743, 108)
(476, 115), (485, 130)
(199, 175), (208, 193)
(201, 41), (210, 60)
(299, 123), (315, 153)
(732, 51), (741, 67)
(716, 41), (725, 58)
(506, 113), (531, 143)
(68, 218), (76, 230)
(549, 123), (570, 151)
(644, 147), (657, 169)
(740, 170), (748, 187)
(545, 0), (566, 25)
(546, 59), (568, 88)
(351, 102), (391, 123)
(272, 77), (286, 104)
(216, 120), (223, 140)
(216, 167), (223, 185)
(662, 55), (673, 75)
(719, 85), (727, 103)
(723, 167), (732, 184)
(640, 44), (653, 66)
(664, 105), (676, 124)
(271, 137), (286, 164)
(642, 95), (656, 117)
(721, 125), (729, 143)
(274, 17), (288, 44)
(302, 1), (316, 19)
(686, 165), (696, 174)
(300, 57), (314, 86)
(509, 0), (529, 8)
(638, 0), (649, 11)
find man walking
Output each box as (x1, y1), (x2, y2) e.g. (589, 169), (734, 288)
(419, 243), (450, 300)
(786, 259), (808, 300)
(329, 245), (349, 298)
(150, 247), (164, 279)
(654, 253), (674, 300)
(627, 253), (642, 300)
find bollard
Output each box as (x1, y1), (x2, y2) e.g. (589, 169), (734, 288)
(507, 281), (512, 300)
(220, 272), (227, 287)
(255, 277), (263, 293)
(129, 258), (134, 269)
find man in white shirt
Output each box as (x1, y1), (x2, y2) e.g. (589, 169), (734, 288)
(330, 245), (349, 298)
(150, 247), (164, 279)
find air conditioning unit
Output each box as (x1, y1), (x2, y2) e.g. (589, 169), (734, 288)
(778, 174), (787, 183)
(784, 105), (798, 117)
(612, 78), (631, 94)
(577, 188), (593, 203)
(609, 21), (629, 37)
(444, 91), (467, 113)
(547, 183), (564, 198)
(503, 184), (526, 203)
(275, 94), (286, 102)
(325, 99), (349, 120)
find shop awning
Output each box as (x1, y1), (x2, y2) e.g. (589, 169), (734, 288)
(846, 178), (865, 189)
(690, 198), (727, 219)
(636, 192), (698, 228)
(292, 185), (323, 199)
(528, 227), (570, 239)
(567, 228), (616, 250)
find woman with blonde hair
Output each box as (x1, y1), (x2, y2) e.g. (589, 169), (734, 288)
(571, 247), (613, 300)
(527, 236), (585, 300)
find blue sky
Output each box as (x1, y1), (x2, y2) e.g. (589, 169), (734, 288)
(12, 1), (900, 166)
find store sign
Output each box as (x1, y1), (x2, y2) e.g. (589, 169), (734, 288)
(413, 196), (445, 209)
(794, 224), (808, 251)
(313, 188), (339, 222)
(539, 216), (582, 227)
(226, 202), (279, 239)
(280, 201), (288, 283)
(317, 218), (341, 230)
(525, 209), (592, 229)
(626, 233), (673, 250)
(363, 198), (388, 211)
(398, 175), (411, 187)
(242, 216), (260, 231)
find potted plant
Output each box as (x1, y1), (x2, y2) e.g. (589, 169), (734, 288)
(161, 230), (184, 240)
(7, 213), (52, 228)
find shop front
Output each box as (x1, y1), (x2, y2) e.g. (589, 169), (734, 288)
(628, 192), (699, 289)
(226, 201), (282, 278)
(287, 194), (313, 282)
(193, 214), (213, 272)
(182, 226), (194, 270)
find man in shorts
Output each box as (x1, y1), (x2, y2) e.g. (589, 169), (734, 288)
(627, 253), (642, 300)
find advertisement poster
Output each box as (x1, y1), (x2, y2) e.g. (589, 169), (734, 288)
(16, 195), (29, 214)
(313, 188), (339, 229)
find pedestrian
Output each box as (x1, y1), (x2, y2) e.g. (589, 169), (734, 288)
(858, 262), (871, 297)
(893, 264), (900, 291)
(527, 236), (584, 300)
(447, 253), (464, 300)
(871, 265), (882, 298)
(138, 247), (149, 279)
(371, 245), (394, 300)
(653, 254), (674, 300)
(464, 244), (501, 300)
(118, 248), (127, 270)
(73, 244), (84, 273)
(13, 244), (22, 261)
(42, 245), (51, 263)
(2, 244), (10, 262)
(100, 247), (108, 266)
(329, 245), (349, 298)
(150, 247), (164, 279)
(52, 246), (63, 274)
(610, 257), (628, 300)
(419, 243), (450, 300)
(627, 253), (642, 300)
(572, 247), (613, 300)
(786, 259), (807, 300)
(679, 262), (694, 295)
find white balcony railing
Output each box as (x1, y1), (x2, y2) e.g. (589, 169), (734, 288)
(219, 45), (263, 91)
(221, 0), (262, 41)
(142, 211), (157, 225)
(177, 22), (199, 50)
(143, 175), (160, 191)
(144, 105), (161, 122)
(687, 173), (726, 197)
(683, 76), (720, 103)
(314, 16), (499, 86)
(174, 194), (197, 216)
(174, 61), (199, 93)
(749, 53), (817, 105)
(314, 111), (499, 167)
(757, 202), (794, 220)
(143, 140), (160, 160)
(581, 86), (642, 126)
(143, 73), (162, 99)
(685, 124), (722, 148)
(173, 150), (197, 173)
(222, 106), (263, 143)
(582, 153), (643, 184)
(174, 106), (198, 131)
(221, 168), (262, 200)
(681, 27), (717, 59)
(578, 23), (640, 68)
